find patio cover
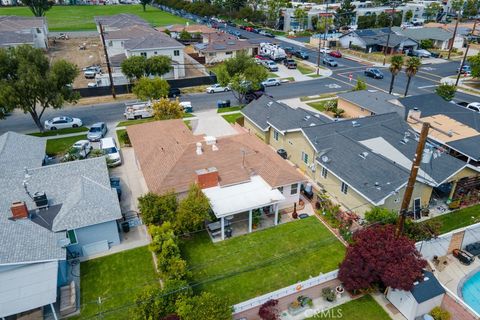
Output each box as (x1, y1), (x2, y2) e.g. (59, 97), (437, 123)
(203, 175), (285, 218)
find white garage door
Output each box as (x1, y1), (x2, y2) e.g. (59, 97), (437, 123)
(82, 240), (109, 257)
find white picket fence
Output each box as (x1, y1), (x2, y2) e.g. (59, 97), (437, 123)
(232, 270), (339, 314)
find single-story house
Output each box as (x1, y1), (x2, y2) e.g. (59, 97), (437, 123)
(337, 90), (404, 118)
(392, 26), (464, 50)
(157, 24), (217, 39)
(339, 28), (418, 54)
(127, 120), (306, 240)
(0, 16), (49, 49)
(0, 132), (122, 318)
(194, 32), (260, 64)
(387, 271), (446, 320)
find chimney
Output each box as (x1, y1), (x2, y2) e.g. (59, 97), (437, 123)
(196, 142), (203, 155)
(408, 107), (422, 122)
(11, 201), (29, 219)
(196, 167), (219, 189)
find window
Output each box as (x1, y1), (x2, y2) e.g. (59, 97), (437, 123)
(301, 151), (309, 164)
(341, 182), (348, 195)
(140, 52), (147, 57)
(278, 186), (284, 193)
(209, 52), (216, 56)
(321, 167), (328, 178)
(174, 50), (180, 56)
(291, 183), (298, 195)
(67, 230), (77, 244)
(273, 130), (279, 141)
(108, 41), (113, 47)
(226, 51), (233, 55)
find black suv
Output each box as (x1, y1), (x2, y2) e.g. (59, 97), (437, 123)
(294, 50), (309, 60)
(283, 59), (297, 69)
(168, 88), (181, 98)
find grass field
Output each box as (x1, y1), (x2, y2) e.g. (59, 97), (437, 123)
(180, 217), (345, 304)
(75, 246), (158, 319)
(217, 106), (243, 113)
(421, 204), (480, 234)
(0, 5), (189, 31)
(45, 134), (87, 156)
(28, 126), (88, 137)
(297, 63), (316, 75)
(221, 113), (243, 124)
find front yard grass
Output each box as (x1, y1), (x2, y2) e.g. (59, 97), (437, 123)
(28, 126), (88, 137)
(305, 295), (391, 320)
(76, 246), (158, 319)
(420, 204), (480, 234)
(297, 63), (316, 75)
(116, 129), (127, 148)
(307, 99), (337, 112)
(268, 72), (279, 78)
(221, 113), (243, 124)
(45, 134), (87, 156)
(217, 105), (244, 113)
(180, 217), (345, 304)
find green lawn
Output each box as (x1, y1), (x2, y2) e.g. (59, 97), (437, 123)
(308, 74), (323, 78)
(28, 126), (88, 137)
(116, 129), (127, 148)
(421, 204), (480, 234)
(268, 72), (279, 78)
(180, 217), (345, 304)
(217, 106), (244, 113)
(76, 246), (158, 319)
(305, 295), (391, 320)
(221, 113), (243, 124)
(307, 99), (337, 112)
(297, 63), (316, 75)
(0, 5), (189, 31)
(45, 134), (87, 156)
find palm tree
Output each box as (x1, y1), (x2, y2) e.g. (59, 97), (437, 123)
(404, 57), (421, 97)
(388, 55), (404, 94)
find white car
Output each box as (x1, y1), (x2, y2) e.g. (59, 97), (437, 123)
(320, 47), (331, 54)
(262, 78), (281, 87)
(100, 137), (122, 167)
(206, 84), (230, 93)
(44, 116), (82, 130)
(466, 102), (480, 113)
(72, 140), (92, 158)
(87, 82), (98, 88)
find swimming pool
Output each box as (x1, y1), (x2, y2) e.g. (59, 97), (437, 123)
(462, 271), (480, 314)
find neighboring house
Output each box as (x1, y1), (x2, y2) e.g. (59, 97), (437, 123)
(158, 24), (217, 39)
(339, 28), (418, 54)
(127, 120), (306, 240)
(392, 26), (464, 50)
(242, 97), (480, 216)
(0, 132), (122, 318)
(94, 13), (150, 32)
(387, 271), (445, 320)
(0, 16), (49, 49)
(194, 32), (260, 64)
(337, 90), (404, 118)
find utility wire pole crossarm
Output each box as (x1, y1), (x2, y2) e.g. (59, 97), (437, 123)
(396, 122), (430, 237)
(99, 22), (116, 99)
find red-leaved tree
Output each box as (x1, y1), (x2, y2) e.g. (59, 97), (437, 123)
(258, 299), (279, 320)
(338, 225), (427, 293)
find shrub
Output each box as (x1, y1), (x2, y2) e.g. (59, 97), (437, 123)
(258, 299), (279, 320)
(430, 306), (451, 320)
(120, 130), (131, 146)
(321, 287), (336, 302)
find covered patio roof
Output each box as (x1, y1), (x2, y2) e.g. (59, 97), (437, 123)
(203, 176), (285, 218)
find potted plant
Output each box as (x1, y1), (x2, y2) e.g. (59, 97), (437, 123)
(252, 210), (261, 229)
(322, 287), (336, 302)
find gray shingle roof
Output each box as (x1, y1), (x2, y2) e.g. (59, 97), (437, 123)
(0, 16), (46, 31)
(337, 90), (404, 117)
(0, 132), (45, 175)
(392, 27), (453, 41)
(0, 30), (34, 47)
(94, 14), (150, 30)
(105, 24), (183, 50)
(410, 271), (445, 303)
(341, 28), (417, 47)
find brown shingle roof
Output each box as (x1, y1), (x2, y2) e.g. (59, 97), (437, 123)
(127, 120), (305, 194)
(157, 24), (217, 34)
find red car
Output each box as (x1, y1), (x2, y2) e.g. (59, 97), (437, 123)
(255, 55), (268, 60)
(329, 50), (342, 58)
(245, 26), (254, 32)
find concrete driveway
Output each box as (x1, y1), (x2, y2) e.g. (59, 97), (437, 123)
(192, 109), (238, 137)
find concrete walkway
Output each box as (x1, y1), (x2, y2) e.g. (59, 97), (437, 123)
(278, 97), (335, 121)
(192, 109), (238, 137)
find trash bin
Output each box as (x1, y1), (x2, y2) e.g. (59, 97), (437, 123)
(225, 227), (233, 238)
(217, 100), (231, 108)
(121, 221), (130, 233)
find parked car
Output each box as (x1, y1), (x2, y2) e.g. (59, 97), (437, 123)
(229, 30), (241, 37)
(84, 70), (97, 79)
(329, 50), (342, 58)
(87, 122), (108, 141)
(87, 82), (98, 88)
(283, 58), (297, 69)
(322, 57), (338, 67)
(293, 50), (309, 60)
(82, 64), (101, 72)
(282, 46), (295, 55)
(364, 67), (384, 79)
(168, 88), (181, 98)
(259, 30), (274, 37)
(206, 84), (230, 93)
(44, 116), (82, 130)
(63, 140), (92, 161)
(262, 78), (281, 87)
(100, 137), (122, 167)
(457, 65), (472, 74)
(239, 25), (246, 30)
(245, 26), (254, 32)
(263, 60), (278, 72)
(255, 54), (269, 61)
(466, 102), (480, 113)
(407, 49), (431, 58)
(244, 83), (266, 103)
(319, 47), (331, 54)
(57, 33), (69, 40)
(110, 177), (122, 200)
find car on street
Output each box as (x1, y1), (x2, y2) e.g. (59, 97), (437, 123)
(262, 60), (278, 72)
(282, 46), (295, 55)
(100, 137), (122, 167)
(262, 78), (281, 87)
(110, 177), (122, 200)
(457, 65), (472, 74)
(229, 30), (241, 37)
(63, 140), (92, 161)
(245, 26), (254, 32)
(44, 116), (82, 130)
(293, 50), (309, 60)
(466, 102), (480, 113)
(168, 88), (181, 98)
(87, 122), (108, 141)
(364, 67), (384, 79)
(319, 47), (331, 54)
(329, 50), (342, 58)
(283, 58), (297, 69)
(206, 84), (230, 93)
(322, 57), (338, 67)
(259, 30), (274, 37)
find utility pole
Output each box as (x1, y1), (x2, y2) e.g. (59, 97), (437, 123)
(383, 2), (397, 66)
(473, 19), (478, 36)
(99, 23), (116, 99)
(396, 122), (430, 238)
(448, 12), (460, 60)
(316, 2), (329, 75)
(455, 43), (470, 86)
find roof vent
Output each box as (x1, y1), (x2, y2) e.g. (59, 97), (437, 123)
(267, 101), (273, 107)
(424, 276), (429, 281)
(309, 123), (316, 127)
(358, 151), (369, 159)
(314, 114), (320, 118)
(304, 115), (311, 121)
(33, 191), (48, 209)
(321, 155), (330, 163)
(352, 121), (360, 127)
(196, 142), (203, 155)
(400, 137), (409, 145)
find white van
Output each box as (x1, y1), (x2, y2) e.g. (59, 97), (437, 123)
(100, 137), (122, 167)
(124, 101), (153, 120)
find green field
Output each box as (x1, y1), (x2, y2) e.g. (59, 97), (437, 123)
(0, 5), (190, 31)
(180, 217), (345, 304)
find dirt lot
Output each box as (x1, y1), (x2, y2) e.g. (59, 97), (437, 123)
(48, 37), (104, 88)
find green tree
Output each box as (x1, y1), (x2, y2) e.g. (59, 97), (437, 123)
(176, 292), (232, 320)
(468, 53), (480, 77)
(0, 45), (79, 132)
(420, 39), (434, 49)
(146, 55), (172, 77)
(179, 29), (192, 41)
(357, 13), (377, 29)
(175, 183), (211, 233)
(293, 8), (308, 30)
(451, 0), (465, 13)
(316, 16), (334, 34)
(121, 55), (147, 82)
(405, 9), (413, 21)
(138, 191), (178, 225)
(389, 55), (404, 94)
(140, 0), (151, 11)
(353, 77), (367, 91)
(404, 57), (421, 96)
(335, 0), (355, 28)
(133, 77), (170, 101)
(376, 12), (391, 28)
(425, 3), (442, 21)
(22, 0), (53, 17)
(365, 207), (397, 225)
(404, 219), (441, 242)
(464, 0), (478, 18)
(264, 0), (287, 28)
(436, 82), (457, 101)
(152, 98), (184, 120)
(311, 15), (319, 30)
(216, 52), (268, 103)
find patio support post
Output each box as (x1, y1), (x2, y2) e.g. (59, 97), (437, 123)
(248, 209), (253, 233)
(274, 204), (279, 226)
(50, 303), (58, 320)
(221, 216), (225, 241)
(449, 181), (458, 200)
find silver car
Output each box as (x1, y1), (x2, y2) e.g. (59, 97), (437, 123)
(87, 122), (107, 141)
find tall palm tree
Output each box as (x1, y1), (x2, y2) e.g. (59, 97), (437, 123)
(389, 55), (404, 94)
(404, 57), (421, 97)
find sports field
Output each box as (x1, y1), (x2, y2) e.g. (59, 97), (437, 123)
(0, 5), (190, 31)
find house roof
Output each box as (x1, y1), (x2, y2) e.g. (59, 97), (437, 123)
(337, 90), (404, 117)
(392, 26), (453, 41)
(341, 28), (417, 47)
(0, 30), (34, 47)
(0, 16), (46, 32)
(158, 24), (217, 34)
(399, 94), (480, 161)
(94, 13), (150, 30)
(105, 25), (184, 50)
(241, 95), (330, 132)
(194, 32), (259, 53)
(0, 132), (46, 175)
(127, 119), (305, 195)
(410, 271), (445, 303)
